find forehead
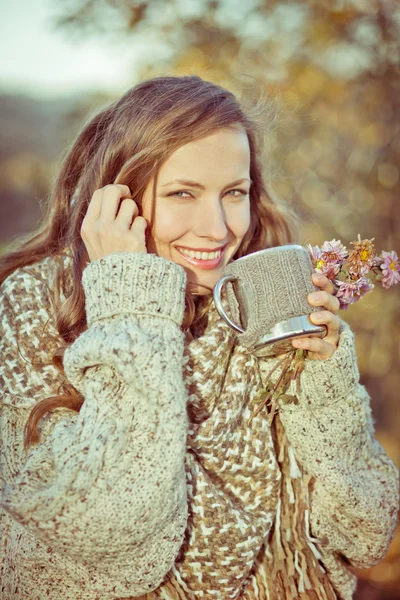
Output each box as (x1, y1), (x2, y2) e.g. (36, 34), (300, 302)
(158, 127), (251, 184)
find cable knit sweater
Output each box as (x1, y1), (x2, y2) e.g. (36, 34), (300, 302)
(0, 251), (398, 600)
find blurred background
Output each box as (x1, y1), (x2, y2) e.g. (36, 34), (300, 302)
(0, 0), (399, 596)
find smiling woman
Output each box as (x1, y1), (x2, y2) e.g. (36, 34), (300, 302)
(0, 75), (398, 600)
(142, 127), (252, 293)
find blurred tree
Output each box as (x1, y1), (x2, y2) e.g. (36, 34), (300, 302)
(0, 92), (112, 244)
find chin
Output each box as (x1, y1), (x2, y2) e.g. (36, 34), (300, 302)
(191, 286), (214, 296)
(186, 272), (221, 296)
(187, 280), (217, 296)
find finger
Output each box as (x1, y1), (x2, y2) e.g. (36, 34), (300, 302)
(100, 184), (132, 222)
(308, 290), (340, 314)
(309, 310), (341, 334)
(292, 336), (334, 359)
(83, 189), (103, 224)
(115, 198), (139, 227)
(312, 272), (336, 295)
(130, 215), (148, 234)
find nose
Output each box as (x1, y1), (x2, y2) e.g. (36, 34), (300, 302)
(193, 198), (229, 241)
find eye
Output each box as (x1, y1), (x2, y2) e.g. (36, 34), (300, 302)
(167, 190), (192, 199)
(225, 189), (249, 198)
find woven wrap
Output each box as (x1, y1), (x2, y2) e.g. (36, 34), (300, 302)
(134, 303), (337, 600)
(223, 245), (321, 349)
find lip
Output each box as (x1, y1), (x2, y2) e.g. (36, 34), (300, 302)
(175, 244), (227, 270)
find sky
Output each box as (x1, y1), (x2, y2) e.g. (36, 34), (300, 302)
(0, 0), (144, 98)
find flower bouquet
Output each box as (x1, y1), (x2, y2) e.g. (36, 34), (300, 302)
(307, 236), (400, 309)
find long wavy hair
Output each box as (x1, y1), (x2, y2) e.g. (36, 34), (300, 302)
(0, 75), (297, 448)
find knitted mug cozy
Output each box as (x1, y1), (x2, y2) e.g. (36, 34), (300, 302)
(214, 245), (326, 354)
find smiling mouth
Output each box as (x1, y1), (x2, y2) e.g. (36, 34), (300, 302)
(175, 245), (227, 269)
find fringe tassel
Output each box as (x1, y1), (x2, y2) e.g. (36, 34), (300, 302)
(241, 413), (338, 600)
(254, 415), (338, 600)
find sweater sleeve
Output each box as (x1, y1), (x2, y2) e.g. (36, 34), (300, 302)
(0, 252), (189, 597)
(260, 322), (399, 569)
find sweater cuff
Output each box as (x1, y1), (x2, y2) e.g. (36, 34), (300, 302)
(82, 252), (187, 327)
(292, 321), (360, 407)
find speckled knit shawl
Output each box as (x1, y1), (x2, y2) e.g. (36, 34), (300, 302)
(137, 305), (338, 600)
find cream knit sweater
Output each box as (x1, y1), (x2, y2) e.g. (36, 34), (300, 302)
(0, 251), (398, 600)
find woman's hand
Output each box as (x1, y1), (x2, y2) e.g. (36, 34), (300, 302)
(291, 273), (341, 360)
(80, 184), (148, 262)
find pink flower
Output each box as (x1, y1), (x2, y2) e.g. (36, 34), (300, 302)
(373, 255), (383, 267)
(307, 244), (322, 265)
(334, 276), (374, 309)
(307, 241), (344, 281)
(359, 276), (375, 297)
(320, 239), (348, 264)
(319, 261), (341, 280)
(380, 250), (400, 289)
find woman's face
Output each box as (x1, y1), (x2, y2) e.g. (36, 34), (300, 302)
(141, 126), (251, 294)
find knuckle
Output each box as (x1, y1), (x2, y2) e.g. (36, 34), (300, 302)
(121, 198), (136, 210)
(102, 184), (120, 197)
(117, 183), (131, 193)
(80, 219), (91, 236)
(114, 220), (128, 232)
(334, 317), (341, 330)
(319, 342), (329, 355)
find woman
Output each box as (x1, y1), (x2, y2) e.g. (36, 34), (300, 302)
(0, 75), (398, 600)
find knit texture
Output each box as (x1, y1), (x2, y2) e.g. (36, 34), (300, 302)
(0, 251), (398, 600)
(223, 245), (322, 348)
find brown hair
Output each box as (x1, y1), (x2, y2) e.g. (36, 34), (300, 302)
(0, 75), (297, 448)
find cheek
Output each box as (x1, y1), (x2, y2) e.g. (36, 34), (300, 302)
(227, 202), (251, 239)
(151, 205), (189, 244)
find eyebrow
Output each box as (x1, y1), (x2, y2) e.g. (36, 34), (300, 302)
(160, 178), (252, 190)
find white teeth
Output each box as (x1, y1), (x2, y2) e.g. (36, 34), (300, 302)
(178, 247), (222, 261)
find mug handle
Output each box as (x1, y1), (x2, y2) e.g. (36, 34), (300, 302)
(213, 275), (245, 334)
